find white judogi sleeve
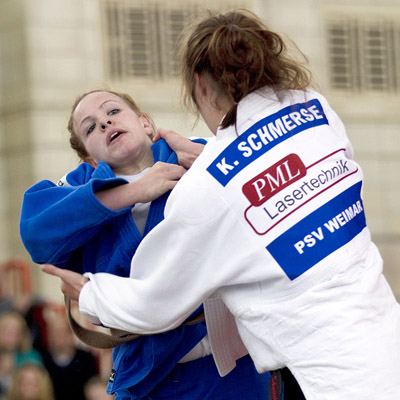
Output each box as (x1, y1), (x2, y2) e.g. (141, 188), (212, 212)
(79, 165), (270, 335)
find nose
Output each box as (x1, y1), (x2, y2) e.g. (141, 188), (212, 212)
(101, 120), (112, 130)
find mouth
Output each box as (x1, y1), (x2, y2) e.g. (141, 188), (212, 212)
(107, 130), (126, 145)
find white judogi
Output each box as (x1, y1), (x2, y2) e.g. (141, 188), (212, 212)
(80, 88), (400, 399)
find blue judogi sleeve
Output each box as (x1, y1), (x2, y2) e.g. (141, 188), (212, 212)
(20, 161), (133, 273)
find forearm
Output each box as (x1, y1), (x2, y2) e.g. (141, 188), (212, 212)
(20, 179), (128, 264)
(79, 273), (199, 334)
(96, 162), (187, 209)
(95, 181), (145, 210)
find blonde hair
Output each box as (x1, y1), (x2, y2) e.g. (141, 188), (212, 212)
(7, 363), (55, 400)
(67, 89), (155, 162)
(179, 9), (312, 129)
(0, 311), (32, 353)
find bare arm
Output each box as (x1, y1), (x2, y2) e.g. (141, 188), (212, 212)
(95, 161), (186, 210)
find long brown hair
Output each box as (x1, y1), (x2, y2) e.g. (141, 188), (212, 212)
(179, 9), (312, 129)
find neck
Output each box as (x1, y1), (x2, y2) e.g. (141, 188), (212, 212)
(113, 158), (154, 176)
(113, 145), (154, 176)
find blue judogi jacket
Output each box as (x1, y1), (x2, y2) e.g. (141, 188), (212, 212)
(20, 139), (208, 397)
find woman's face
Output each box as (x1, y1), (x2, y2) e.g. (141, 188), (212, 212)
(0, 316), (23, 351)
(17, 366), (42, 400)
(73, 91), (154, 175)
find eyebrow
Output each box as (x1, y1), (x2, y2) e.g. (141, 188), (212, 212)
(79, 100), (121, 128)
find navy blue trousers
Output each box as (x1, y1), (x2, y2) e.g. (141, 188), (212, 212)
(115, 354), (270, 399)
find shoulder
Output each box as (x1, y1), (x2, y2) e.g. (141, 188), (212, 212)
(57, 163), (95, 187)
(165, 146), (233, 225)
(58, 161), (116, 187)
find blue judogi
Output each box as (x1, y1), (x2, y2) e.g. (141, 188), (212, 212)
(20, 139), (270, 399)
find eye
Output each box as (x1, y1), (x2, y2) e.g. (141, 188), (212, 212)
(87, 124), (95, 135)
(109, 109), (119, 115)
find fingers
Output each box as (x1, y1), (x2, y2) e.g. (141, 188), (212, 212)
(41, 264), (64, 278)
(41, 264), (88, 301)
(155, 127), (175, 138)
(154, 128), (183, 146)
(169, 164), (187, 179)
(152, 162), (186, 179)
(154, 128), (172, 142)
(153, 130), (161, 142)
(155, 129), (203, 169)
(41, 264), (87, 286)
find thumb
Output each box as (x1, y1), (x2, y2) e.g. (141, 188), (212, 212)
(153, 128), (164, 142)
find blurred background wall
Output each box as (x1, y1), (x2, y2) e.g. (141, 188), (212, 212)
(0, 0), (399, 301)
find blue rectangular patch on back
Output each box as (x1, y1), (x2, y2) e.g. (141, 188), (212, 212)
(267, 181), (366, 280)
(207, 99), (329, 186)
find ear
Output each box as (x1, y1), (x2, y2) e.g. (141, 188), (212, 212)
(84, 156), (98, 168)
(194, 72), (209, 104)
(139, 114), (154, 137)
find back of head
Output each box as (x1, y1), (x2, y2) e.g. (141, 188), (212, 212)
(180, 9), (311, 128)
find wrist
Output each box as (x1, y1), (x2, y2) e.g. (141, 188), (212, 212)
(182, 143), (204, 168)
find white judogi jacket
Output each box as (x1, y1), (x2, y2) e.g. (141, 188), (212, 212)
(80, 88), (400, 399)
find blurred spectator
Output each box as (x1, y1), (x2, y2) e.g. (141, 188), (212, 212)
(0, 350), (13, 399)
(7, 362), (55, 400)
(84, 376), (114, 400)
(0, 311), (42, 367)
(0, 294), (33, 317)
(0, 298), (45, 356)
(39, 314), (98, 400)
(0, 259), (33, 316)
(0, 260), (45, 351)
